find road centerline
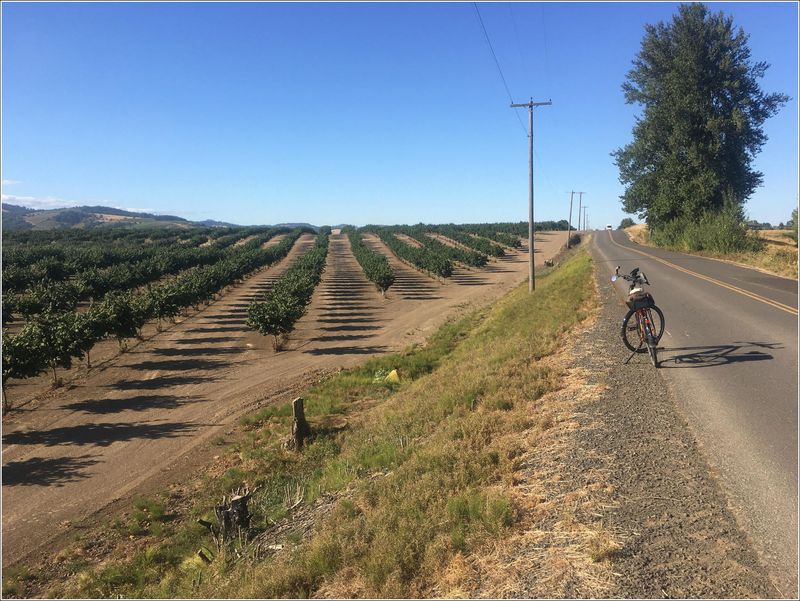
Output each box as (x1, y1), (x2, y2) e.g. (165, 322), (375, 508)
(607, 230), (798, 315)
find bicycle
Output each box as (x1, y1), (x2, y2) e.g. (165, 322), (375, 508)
(612, 266), (665, 368)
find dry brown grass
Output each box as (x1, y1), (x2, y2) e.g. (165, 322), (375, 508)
(438, 359), (622, 599)
(758, 229), (797, 245)
(625, 224), (797, 279)
(624, 224), (650, 245)
(426, 279), (624, 599)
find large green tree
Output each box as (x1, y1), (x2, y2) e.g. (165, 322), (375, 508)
(613, 3), (788, 228)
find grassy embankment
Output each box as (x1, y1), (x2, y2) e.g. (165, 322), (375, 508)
(6, 251), (595, 599)
(625, 224), (797, 279)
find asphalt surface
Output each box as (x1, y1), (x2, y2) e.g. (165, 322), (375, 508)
(592, 229), (798, 596)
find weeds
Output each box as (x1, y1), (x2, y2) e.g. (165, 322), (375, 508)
(41, 251), (594, 600)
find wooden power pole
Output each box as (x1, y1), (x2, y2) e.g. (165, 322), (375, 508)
(510, 98), (552, 293)
(567, 191), (574, 248)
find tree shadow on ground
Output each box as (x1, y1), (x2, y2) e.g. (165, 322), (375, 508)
(319, 324), (382, 332)
(64, 394), (203, 414)
(451, 270), (490, 286)
(123, 358), (227, 372)
(308, 333), (376, 343)
(3, 455), (101, 487)
(175, 336), (239, 345)
(151, 347), (244, 357)
(112, 375), (216, 390)
(304, 345), (388, 356)
(3, 421), (198, 447)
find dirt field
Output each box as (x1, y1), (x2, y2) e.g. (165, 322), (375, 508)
(2, 231), (566, 567)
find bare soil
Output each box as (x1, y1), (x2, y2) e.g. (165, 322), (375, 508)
(392, 232), (425, 249)
(1, 231), (565, 568)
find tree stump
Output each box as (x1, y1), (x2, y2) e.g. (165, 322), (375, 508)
(292, 397), (311, 451)
(202, 486), (255, 544)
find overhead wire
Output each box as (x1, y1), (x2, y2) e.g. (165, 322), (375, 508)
(474, 2), (559, 208)
(505, 3), (559, 197)
(472, 2), (528, 137)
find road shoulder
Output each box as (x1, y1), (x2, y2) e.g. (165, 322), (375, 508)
(583, 263), (779, 597)
(465, 256), (780, 598)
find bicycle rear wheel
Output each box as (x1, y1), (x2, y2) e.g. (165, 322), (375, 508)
(621, 306), (665, 353)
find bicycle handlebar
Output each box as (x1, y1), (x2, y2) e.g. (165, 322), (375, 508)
(613, 265), (649, 288)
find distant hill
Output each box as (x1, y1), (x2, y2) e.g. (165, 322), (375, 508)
(274, 222), (319, 231)
(0, 203), (326, 232)
(3, 204), (212, 231)
(197, 219), (241, 228)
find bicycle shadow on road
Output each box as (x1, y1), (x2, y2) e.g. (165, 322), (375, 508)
(657, 341), (782, 368)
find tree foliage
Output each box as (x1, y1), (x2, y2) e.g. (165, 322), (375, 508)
(347, 231), (395, 294)
(613, 3), (788, 229)
(369, 228), (453, 279)
(619, 218), (636, 230)
(430, 226), (505, 257)
(247, 229), (330, 349)
(1, 229), (308, 394)
(404, 226), (488, 268)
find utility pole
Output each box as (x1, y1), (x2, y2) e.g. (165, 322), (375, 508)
(576, 192), (585, 231)
(583, 206), (588, 231)
(566, 191), (574, 248)
(510, 98), (552, 293)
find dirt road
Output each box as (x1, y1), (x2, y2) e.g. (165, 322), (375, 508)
(2, 231), (565, 566)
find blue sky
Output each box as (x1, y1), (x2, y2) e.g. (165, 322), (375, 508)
(2, 1), (797, 227)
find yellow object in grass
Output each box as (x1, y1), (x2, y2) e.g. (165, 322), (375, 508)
(385, 369), (400, 383)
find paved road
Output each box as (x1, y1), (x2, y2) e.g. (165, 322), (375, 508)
(592, 229), (798, 597)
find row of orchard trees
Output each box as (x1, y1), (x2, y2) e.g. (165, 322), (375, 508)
(366, 227), (454, 279)
(1, 227), (278, 325)
(1, 230), (305, 411)
(427, 225), (506, 258)
(345, 229), (395, 295)
(2, 226), (272, 296)
(402, 226), (488, 268)
(356, 223), (539, 279)
(247, 228), (331, 350)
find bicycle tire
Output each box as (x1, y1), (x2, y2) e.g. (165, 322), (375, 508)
(648, 341), (659, 368)
(621, 305), (665, 353)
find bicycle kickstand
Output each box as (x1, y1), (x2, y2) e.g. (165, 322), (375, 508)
(624, 341), (644, 365)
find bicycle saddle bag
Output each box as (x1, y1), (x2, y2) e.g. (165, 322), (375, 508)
(626, 291), (655, 310)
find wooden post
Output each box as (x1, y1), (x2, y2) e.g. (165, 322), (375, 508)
(292, 397), (311, 450)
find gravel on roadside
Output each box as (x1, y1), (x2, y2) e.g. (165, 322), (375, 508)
(566, 261), (780, 598)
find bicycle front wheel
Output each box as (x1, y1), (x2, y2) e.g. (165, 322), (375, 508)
(621, 305), (665, 353)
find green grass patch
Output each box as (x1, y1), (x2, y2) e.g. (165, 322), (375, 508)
(49, 251), (594, 599)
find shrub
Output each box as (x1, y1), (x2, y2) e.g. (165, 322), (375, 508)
(650, 209), (764, 254)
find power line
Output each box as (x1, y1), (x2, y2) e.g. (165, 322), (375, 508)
(473, 2), (527, 136)
(508, 3), (526, 75)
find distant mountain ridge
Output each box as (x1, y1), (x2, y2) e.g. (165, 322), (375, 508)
(1, 203), (194, 231)
(0, 203), (326, 232)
